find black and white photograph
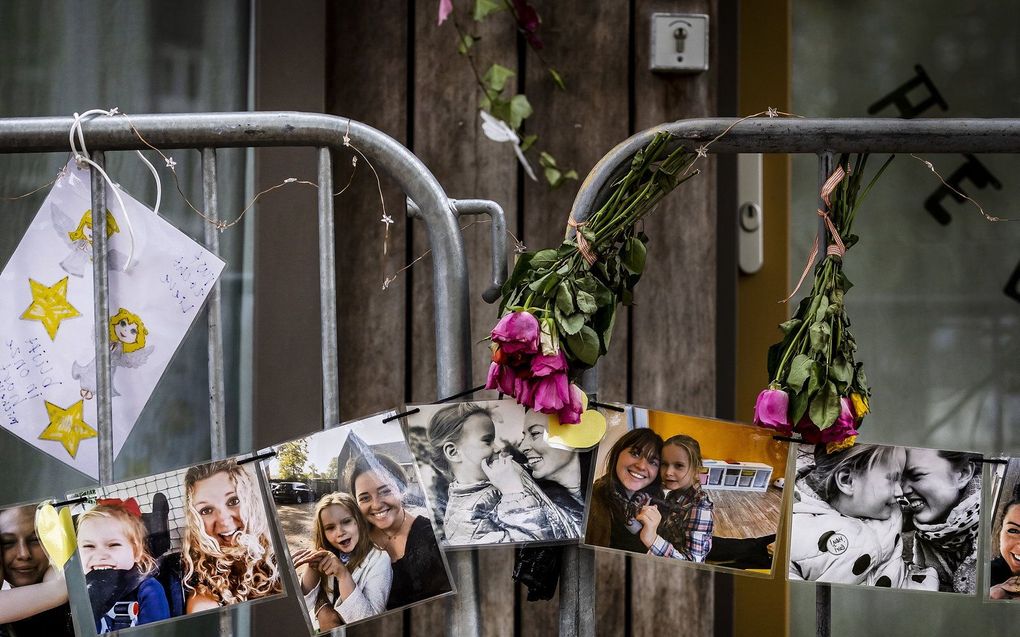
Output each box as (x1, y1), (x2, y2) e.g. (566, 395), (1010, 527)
(0, 502), (74, 636)
(266, 413), (454, 632)
(790, 442), (982, 594)
(584, 407), (787, 575)
(988, 457), (1020, 601)
(405, 399), (587, 547)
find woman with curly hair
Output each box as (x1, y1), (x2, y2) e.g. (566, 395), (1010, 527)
(182, 460), (283, 613)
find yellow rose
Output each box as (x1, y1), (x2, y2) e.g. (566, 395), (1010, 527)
(850, 393), (869, 419)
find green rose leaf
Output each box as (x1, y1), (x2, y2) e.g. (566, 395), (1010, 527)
(509, 94), (533, 129)
(621, 236), (647, 275)
(829, 354), (853, 385)
(597, 305), (617, 353)
(809, 381), (841, 429)
(457, 34), (477, 55)
(520, 134), (538, 152)
(779, 318), (802, 336)
(556, 282), (574, 315)
(575, 275), (597, 294)
(566, 325), (600, 366)
(576, 289), (598, 315)
(556, 309), (585, 336)
(483, 63), (516, 93)
(786, 354), (814, 391)
(814, 295), (829, 323)
(789, 385), (813, 424)
(529, 249), (558, 271)
(808, 321), (831, 353)
(474, 0), (506, 21)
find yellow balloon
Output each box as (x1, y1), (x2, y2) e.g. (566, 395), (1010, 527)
(35, 503), (76, 569)
(546, 392), (608, 450)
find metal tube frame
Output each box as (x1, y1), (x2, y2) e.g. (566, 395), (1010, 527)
(5, 114), (1020, 636)
(0, 112), (477, 636)
(567, 117), (1020, 637)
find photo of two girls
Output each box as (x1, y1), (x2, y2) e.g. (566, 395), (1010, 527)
(267, 412), (454, 633)
(68, 458), (284, 634)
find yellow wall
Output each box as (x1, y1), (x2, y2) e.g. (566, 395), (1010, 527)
(647, 411), (788, 479)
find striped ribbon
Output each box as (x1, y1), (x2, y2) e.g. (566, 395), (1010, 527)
(782, 165), (849, 304)
(568, 216), (598, 265)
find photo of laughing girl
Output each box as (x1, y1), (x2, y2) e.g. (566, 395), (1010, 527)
(182, 460), (283, 613)
(427, 402), (577, 544)
(293, 493), (391, 630)
(585, 428), (664, 554)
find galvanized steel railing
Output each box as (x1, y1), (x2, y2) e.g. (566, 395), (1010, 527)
(0, 111), (502, 637)
(568, 117), (1020, 637)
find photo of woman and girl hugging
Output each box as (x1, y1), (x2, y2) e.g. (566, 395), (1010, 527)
(271, 415), (454, 633)
(69, 458), (283, 633)
(989, 457), (1020, 601)
(406, 400), (586, 547)
(585, 409), (786, 573)
(790, 442), (982, 594)
(0, 503), (74, 637)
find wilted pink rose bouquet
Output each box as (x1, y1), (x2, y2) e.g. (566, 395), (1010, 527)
(754, 154), (891, 452)
(487, 132), (699, 422)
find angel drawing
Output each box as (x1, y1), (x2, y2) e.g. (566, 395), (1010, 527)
(72, 308), (154, 399)
(52, 205), (128, 277)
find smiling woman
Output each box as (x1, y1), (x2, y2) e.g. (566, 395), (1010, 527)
(182, 459), (283, 613)
(0, 504), (73, 635)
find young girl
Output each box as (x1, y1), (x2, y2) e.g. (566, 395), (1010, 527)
(586, 428), (664, 554)
(293, 493), (392, 629)
(790, 444), (938, 588)
(634, 434), (714, 562)
(182, 460), (282, 613)
(427, 403), (575, 543)
(76, 501), (170, 632)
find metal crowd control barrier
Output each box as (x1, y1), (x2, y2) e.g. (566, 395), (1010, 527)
(4, 114), (1018, 636)
(0, 112), (508, 637)
(568, 117), (1020, 637)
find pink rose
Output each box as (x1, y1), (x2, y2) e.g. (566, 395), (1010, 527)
(556, 384), (585, 424)
(794, 398), (859, 444)
(491, 311), (540, 356)
(753, 388), (791, 433)
(485, 361), (517, 396)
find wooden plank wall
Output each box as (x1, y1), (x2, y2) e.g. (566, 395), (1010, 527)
(255, 1), (720, 635)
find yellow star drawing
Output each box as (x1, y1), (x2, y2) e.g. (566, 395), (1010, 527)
(38, 400), (96, 458)
(20, 277), (81, 340)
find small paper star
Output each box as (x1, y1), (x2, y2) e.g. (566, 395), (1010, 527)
(165, 157), (176, 169)
(767, 107), (779, 118)
(21, 277), (81, 340)
(285, 177), (297, 183)
(351, 156), (358, 167)
(382, 276), (395, 290)
(38, 399), (96, 458)
(108, 107), (120, 116)
(514, 242), (527, 254)
(381, 213), (394, 225)
(696, 145), (709, 158)
(343, 133), (351, 147)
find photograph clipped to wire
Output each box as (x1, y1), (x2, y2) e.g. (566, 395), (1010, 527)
(404, 399), (587, 548)
(988, 456), (1020, 601)
(583, 406), (789, 576)
(66, 457), (284, 633)
(0, 500), (75, 636)
(264, 412), (454, 633)
(789, 442), (982, 594)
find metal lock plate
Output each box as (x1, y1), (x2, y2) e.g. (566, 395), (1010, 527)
(650, 13), (709, 73)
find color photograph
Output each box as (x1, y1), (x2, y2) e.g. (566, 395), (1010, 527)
(266, 412), (454, 633)
(0, 502), (74, 636)
(584, 406), (787, 575)
(790, 442), (982, 593)
(405, 399), (586, 547)
(988, 457), (1020, 601)
(68, 457), (283, 633)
